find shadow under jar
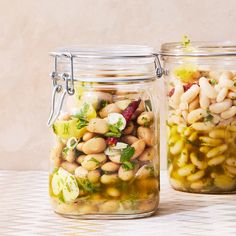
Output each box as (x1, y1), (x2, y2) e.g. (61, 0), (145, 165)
(161, 41), (236, 193)
(48, 45), (160, 219)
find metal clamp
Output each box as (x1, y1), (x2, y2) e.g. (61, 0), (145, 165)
(47, 53), (75, 126)
(154, 53), (164, 78)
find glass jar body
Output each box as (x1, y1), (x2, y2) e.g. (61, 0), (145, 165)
(163, 55), (236, 193)
(49, 79), (160, 218)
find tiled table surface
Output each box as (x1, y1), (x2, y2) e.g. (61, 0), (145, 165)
(0, 171), (235, 236)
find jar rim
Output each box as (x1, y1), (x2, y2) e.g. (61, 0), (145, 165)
(160, 41), (236, 57)
(50, 44), (155, 58)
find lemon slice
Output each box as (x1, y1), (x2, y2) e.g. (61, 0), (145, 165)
(71, 102), (97, 120)
(51, 168), (79, 202)
(53, 118), (87, 139)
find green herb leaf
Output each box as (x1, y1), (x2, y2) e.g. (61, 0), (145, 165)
(204, 109), (213, 122)
(76, 179), (98, 193)
(210, 79), (217, 85)
(104, 132), (121, 138)
(234, 80), (236, 87)
(105, 124), (121, 137)
(122, 161), (135, 171)
(120, 146), (135, 163)
(73, 103), (90, 119)
(101, 100), (108, 108)
(62, 147), (69, 156)
(89, 157), (100, 166)
(77, 117), (89, 129)
(116, 118), (123, 130)
(182, 35), (190, 47)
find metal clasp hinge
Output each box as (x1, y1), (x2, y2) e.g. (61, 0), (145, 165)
(47, 53), (75, 126)
(154, 53), (165, 78)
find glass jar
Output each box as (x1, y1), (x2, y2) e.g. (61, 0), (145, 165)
(161, 42), (236, 193)
(48, 45), (160, 219)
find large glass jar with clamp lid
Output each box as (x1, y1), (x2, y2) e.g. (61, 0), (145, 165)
(48, 45), (161, 219)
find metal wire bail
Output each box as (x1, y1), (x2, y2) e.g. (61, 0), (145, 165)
(154, 53), (164, 78)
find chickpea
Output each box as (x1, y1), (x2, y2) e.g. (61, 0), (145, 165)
(131, 139), (146, 159)
(121, 135), (138, 145)
(76, 154), (86, 164)
(87, 118), (109, 134)
(99, 200), (119, 213)
(106, 187), (120, 197)
(87, 170), (101, 183)
(75, 166), (88, 179)
(82, 137), (106, 154)
(139, 147), (155, 162)
(81, 154), (106, 171)
(123, 121), (134, 135)
(101, 162), (120, 172)
(100, 174), (119, 184)
(61, 161), (78, 174)
(76, 142), (85, 152)
(82, 132), (96, 142)
(137, 112), (154, 126)
(99, 103), (121, 118)
(118, 166), (134, 181)
(137, 127), (155, 146)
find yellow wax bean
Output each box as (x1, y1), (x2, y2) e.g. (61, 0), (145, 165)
(187, 170), (205, 182)
(208, 155), (226, 166)
(206, 144), (228, 158)
(170, 140), (184, 155)
(199, 136), (222, 146)
(190, 153), (207, 170)
(177, 164), (195, 177)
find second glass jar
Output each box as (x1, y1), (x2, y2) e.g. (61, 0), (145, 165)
(161, 42), (236, 193)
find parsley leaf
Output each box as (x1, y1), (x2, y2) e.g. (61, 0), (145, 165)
(62, 147), (69, 156)
(122, 161), (135, 171)
(101, 100), (108, 108)
(204, 109), (213, 122)
(120, 146), (135, 163)
(77, 117), (89, 129)
(210, 79), (217, 85)
(105, 124), (121, 137)
(89, 157), (100, 166)
(182, 35), (190, 47)
(76, 179), (98, 193)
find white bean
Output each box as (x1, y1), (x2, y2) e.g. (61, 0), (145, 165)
(227, 92), (236, 99)
(180, 84), (200, 104)
(187, 170), (205, 182)
(218, 117), (234, 126)
(199, 77), (217, 99)
(221, 106), (236, 119)
(189, 97), (200, 112)
(208, 155), (226, 166)
(191, 122), (214, 131)
(216, 88), (228, 102)
(226, 157), (236, 167)
(179, 102), (188, 110)
(209, 99), (232, 114)
(214, 84), (221, 93)
(206, 144), (228, 158)
(199, 91), (210, 109)
(219, 73), (234, 88)
(187, 108), (207, 124)
(170, 140), (184, 155)
(178, 164), (195, 177)
(170, 84), (184, 108)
